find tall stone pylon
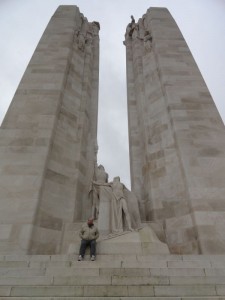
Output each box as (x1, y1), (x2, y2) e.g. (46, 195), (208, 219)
(124, 8), (225, 254)
(0, 6), (100, 254)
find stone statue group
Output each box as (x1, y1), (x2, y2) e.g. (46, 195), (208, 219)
(89, 163), (141, 234)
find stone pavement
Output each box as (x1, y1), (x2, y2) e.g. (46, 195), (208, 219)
(0, 254), (225, 298)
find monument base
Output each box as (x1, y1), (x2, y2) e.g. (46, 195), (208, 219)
(67, 225), (169, 255)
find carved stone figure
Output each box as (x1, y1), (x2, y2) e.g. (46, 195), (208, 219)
(95, 176), (141, 234)
(137, 18), (146, 39)
(126, 15), (136, 37)
(110, 176), (134, 232)
(91, 21), (100, 35)
(76, 18), (99, 52)
(77, 32), (86, 51)
(125, 14), (152, 47)
(85, 36), (93, 54)
(144, 32), (152, 52)
(131, 23), (139, 39)
(91, 164), (108, 219)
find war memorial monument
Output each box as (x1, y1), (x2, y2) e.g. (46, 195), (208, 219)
(0, 5), (225, 299)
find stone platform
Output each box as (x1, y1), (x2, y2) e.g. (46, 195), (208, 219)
(67, 226), (169, 255)
(1, 254), (225, 298)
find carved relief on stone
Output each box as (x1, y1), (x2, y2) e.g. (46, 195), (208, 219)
(137, 18), (146, 39)
(76, 18), (100, 52)
(91, 21), (100, 35)
(77, 32), (86, 51)
(144, 31), (153, 53)
(93, 172), (142, 234)
(91, 163), (109, 220)
(125, 15), (153, 53)
(126, 15), (136, 38)
(85, 37), (93, 54)
(131, 23), (139, 39)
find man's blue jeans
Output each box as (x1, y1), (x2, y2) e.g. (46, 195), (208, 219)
(79, 239), (96, 257)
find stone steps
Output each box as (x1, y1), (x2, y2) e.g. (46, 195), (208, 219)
(0, 275), (225, 286)
(1, 255), (225, 298)
(0, 285), (225, 297)
(1, 298), (225, 300)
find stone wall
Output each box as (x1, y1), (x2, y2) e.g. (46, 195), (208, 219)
(0, 6), (99, 254)
(125, 8), (225, 254)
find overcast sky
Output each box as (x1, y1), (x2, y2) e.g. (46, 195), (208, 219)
(0, 0), (224, 188)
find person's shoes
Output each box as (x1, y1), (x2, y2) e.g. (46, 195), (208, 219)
(78, 255), (83, 261)
(91, 255), (95, 261)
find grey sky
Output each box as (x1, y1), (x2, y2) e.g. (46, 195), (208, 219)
(0, 0), (224, 187)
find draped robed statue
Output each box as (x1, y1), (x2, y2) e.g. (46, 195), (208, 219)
(92, 167), (141, 234)
(90, 163), (108, 219)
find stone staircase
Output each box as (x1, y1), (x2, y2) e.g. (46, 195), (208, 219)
(0, 254), (225, 299)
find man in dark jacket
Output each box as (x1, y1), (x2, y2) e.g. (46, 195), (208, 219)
(78, 218), (99, 261)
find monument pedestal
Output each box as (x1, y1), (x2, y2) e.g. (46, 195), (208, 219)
(97, 226), (169, 255)
(67, 223), (169, 255)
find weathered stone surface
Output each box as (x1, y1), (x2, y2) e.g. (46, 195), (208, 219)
(0, 254), (225, 298)
(67, 223), (169, 255)
(125, 8), (225, 254)
(154, 285), (217, 296)
(0, 6), (99, 255)
(1, 7), (225, 300)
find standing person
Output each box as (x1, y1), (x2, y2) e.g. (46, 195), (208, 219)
(78, 218), (99, 261)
